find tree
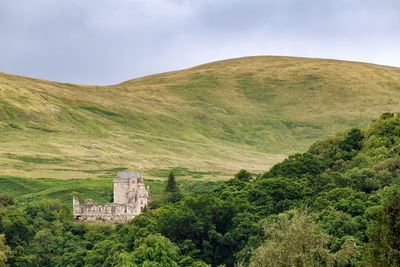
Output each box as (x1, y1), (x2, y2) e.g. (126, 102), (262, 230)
(0, 234), (11, 267)
(339, 128), (364, 152)
(235, 169), (252, 182)
(165, 172), (178, 193)
(84, 239), (124, 266)
(249, 210), (358, 267)
(27, 229), (56, 266)
(263, 152), (326, 180)
(365, 185), (400, 266)
(0, 193), (14, 208)
(1, 210), (34, 248)
(156, 195), (239, 266)
(118, 234), (180, 266)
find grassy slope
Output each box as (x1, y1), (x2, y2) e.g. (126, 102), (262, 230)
(0, 175), (217, 207)
(1, 56), (400, 179)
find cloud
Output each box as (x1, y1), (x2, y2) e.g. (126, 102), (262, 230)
(0, 0), (398, 85)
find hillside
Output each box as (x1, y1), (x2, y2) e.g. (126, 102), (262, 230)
(1, 56), (400, 179)
(2, 113), (400, 266)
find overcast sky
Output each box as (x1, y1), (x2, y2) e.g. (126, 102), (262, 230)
(0, 0), (399, 85)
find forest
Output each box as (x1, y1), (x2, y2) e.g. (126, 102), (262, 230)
(1, 113), (400, 266)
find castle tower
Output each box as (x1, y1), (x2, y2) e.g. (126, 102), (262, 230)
(113, 172), (142, 204)
(72, 196), (81, 219)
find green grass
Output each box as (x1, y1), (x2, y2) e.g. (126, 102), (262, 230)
(52, 167), (129, 178)
(0, 56), (400, 179)
(280, 120), (323, 130)
(7, 154), (63, 164)
(0, 176), (218, 207)
(80, 106), (122, 117)
(237, 73), (275, 102)
(148, 167), (221, 178)
(52, 167), (128, 174)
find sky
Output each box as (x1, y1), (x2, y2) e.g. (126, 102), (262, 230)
(0, 0), (399, 85)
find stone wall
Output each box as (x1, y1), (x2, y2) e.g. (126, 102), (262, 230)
(73, 197), (142, 223)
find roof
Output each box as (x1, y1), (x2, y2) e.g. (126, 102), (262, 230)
(117, 172), (141, 179)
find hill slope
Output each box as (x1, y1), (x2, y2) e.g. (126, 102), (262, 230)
(1, 56), (400, 179)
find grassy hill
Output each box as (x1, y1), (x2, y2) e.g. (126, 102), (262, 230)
(1, 56), (400, 179)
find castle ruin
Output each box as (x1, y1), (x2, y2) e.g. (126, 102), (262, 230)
(73, 172), (151, 223)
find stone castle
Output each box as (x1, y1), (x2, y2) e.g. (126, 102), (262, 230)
(73, 172), (151, 223)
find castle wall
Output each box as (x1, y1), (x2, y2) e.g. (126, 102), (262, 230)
(74, 171), (150, 224)
(73, 200), (143, 223)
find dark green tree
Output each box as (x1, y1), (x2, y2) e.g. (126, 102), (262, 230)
(339, 128), (364, 152)
(165, 172), (178, 193)
(235, 169), (252, 182)
(26, 229), (56, 266)
(365, 185), (400, 266)
(118, 234), (180, 266)
(263, 152), (326, 180)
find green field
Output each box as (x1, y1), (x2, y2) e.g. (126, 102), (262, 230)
(1, 56), (400, 179)
(0, 175), (218, 207)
